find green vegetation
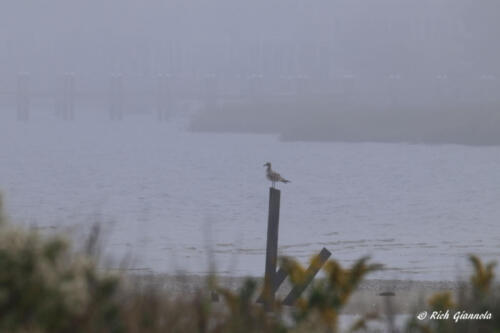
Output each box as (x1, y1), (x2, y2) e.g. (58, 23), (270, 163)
(0, 195), (498, 332)
(407, 255), (500, 333)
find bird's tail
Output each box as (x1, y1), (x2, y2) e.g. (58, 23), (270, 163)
(281, 178), (290, 183)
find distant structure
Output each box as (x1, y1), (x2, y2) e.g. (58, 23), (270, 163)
(247, 74), (263, 99)
(294, 75), (310, 96)
(16, 73), (30, 122)
(109, 74), (123, 120)
(264, 162), (290, 188)
(203, 74), (217, 111)
(55, 73), (75, 120)
(156, 74), (172, 121)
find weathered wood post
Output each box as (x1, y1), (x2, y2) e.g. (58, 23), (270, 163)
(379, 292), (396, 333)
(257, 266), (288, 305)
(262, 187), (281, 311)
(257, 187), (332, 310)
(282, 247), (331, 305)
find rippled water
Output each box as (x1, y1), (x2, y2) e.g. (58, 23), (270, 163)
(1, 109), (499, 280)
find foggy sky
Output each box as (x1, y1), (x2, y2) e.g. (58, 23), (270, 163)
(1, 0), (499, 84)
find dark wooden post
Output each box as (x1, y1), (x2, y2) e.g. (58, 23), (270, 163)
(257, 267), (288, 304)
(282, 247), (331, 306)
(258, 188), (332, 309)
(262, 187), (281, 311)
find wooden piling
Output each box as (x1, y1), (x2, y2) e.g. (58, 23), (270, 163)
(379, 292), (396, 333)
(258, 188), (332, 310)
(256, 266), (288, 304)
(262, 187), (281, 311)
(282, 247), (331, 306)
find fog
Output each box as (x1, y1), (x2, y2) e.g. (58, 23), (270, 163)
(2, 1), (500, 75)
(2, 1), (500, 280)
(2, 1), (499, 143)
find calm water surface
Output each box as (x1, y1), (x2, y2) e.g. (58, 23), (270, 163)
(1, 110), (499, 280)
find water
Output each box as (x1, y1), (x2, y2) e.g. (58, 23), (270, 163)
(1, 109), (499, 280)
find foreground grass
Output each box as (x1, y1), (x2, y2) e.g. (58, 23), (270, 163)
(0, 196), (498, 332)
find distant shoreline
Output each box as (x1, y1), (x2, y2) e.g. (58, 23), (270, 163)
(190, 98), (500, 146)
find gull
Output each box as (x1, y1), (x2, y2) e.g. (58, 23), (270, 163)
(264, 162), (290, 188)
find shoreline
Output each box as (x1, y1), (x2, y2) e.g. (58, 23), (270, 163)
(124, 274), (464, 314)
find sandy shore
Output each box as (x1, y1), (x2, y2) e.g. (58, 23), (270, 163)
(124, 274), (463, 315)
